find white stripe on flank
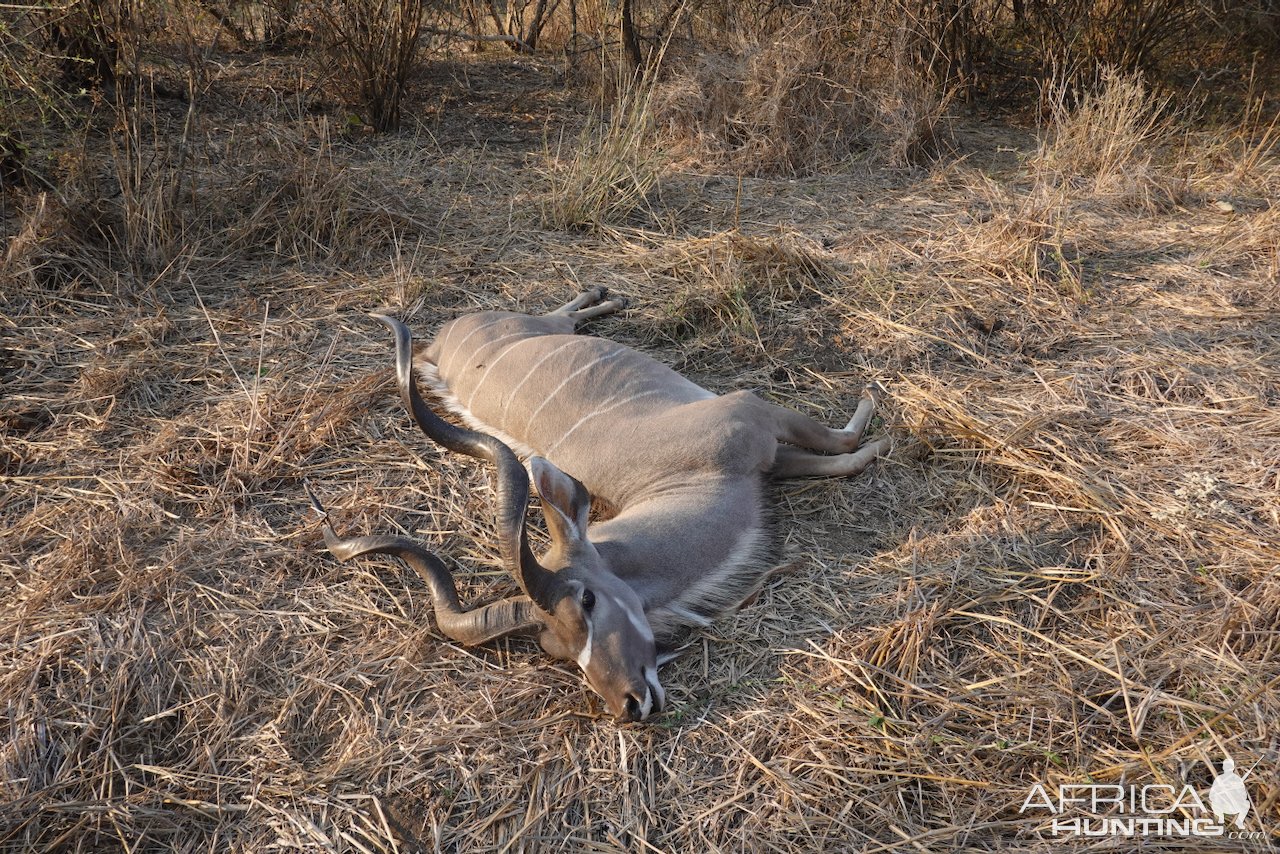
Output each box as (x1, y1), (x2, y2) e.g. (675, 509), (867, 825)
(500, 339), (579, 422)
(417, 362), (541, 459)
(464, 333), (532, 408)
(543, 388), (659, 458)
(436, 318), (459, 361)
(576, 619), (594, 670)
(446, 317), (506, 366)
(522, 348), (625, 434)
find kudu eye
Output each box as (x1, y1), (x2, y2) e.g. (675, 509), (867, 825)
(580, 589), (596, 612)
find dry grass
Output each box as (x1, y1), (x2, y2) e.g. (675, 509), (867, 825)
(1032, 69), (1187, 212)
(314, 0), (428, 131)
(3, 51), (1280, 853)
(650, 10), (948, 173)
(541, 75), (665, 230)
(651, 26), (868, 174)
(642, 228), (846, 351)
(937, 176), (1086, 300)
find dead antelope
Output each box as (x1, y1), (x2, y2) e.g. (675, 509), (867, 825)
(309, 289), (888, 722)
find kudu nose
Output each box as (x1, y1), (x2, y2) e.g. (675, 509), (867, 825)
(621, 693), (644, 722)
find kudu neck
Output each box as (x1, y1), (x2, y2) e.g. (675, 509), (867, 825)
(586, 475), (766, 609)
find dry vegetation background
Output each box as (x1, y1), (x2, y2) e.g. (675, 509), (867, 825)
(3, 0), (1280, 850)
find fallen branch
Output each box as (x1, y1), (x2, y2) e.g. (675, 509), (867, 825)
(195, 0), (250, 47)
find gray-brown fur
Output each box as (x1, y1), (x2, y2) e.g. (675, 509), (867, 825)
(420, 311), (783, 628)
(419, 290), (886, 644)
(330, 289), (888, 722)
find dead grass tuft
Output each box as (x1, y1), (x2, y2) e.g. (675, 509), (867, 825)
(1032, 69), (1187, 212)
(541, 76), (665, 230)
(2, 117), (426, 296)
(313, 0), (428, 132)
(939, 177), (1087, 300)
(652, 26), (867, 174)
(646, 228), (845, 348)
(651, 11), (947, 173)
(214, 123), (421, 262)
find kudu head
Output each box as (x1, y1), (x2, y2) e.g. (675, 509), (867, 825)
(525, 456), (664, 722)
(351, 314), (664, 722)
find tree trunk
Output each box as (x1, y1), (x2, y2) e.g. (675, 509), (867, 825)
(620, 0), (641, 71)
(523, 0), (550, 50)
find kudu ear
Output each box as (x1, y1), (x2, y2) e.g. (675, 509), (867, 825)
(530, 457), (591, 545)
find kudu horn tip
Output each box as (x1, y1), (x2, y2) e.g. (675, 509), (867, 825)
(303, 480), (356, 561)
(302, 479), (328, 519)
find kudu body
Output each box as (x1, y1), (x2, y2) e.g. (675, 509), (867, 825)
(312, 289), (887, 722)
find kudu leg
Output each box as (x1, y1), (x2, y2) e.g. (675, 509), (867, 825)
(772, 390), (879, 455)
(550, 287), (608, 315)
(549, 287), (629, 323)
(773, 438), (890, 478)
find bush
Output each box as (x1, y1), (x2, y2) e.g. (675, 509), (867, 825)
(650, 7), (948, 173)
(316, 0), (428, 132)
(1033, 68), (1187, 211)
(46, 0), (136, 85)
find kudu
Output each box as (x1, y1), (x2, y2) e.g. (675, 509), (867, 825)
(309, 289), (888, 722)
